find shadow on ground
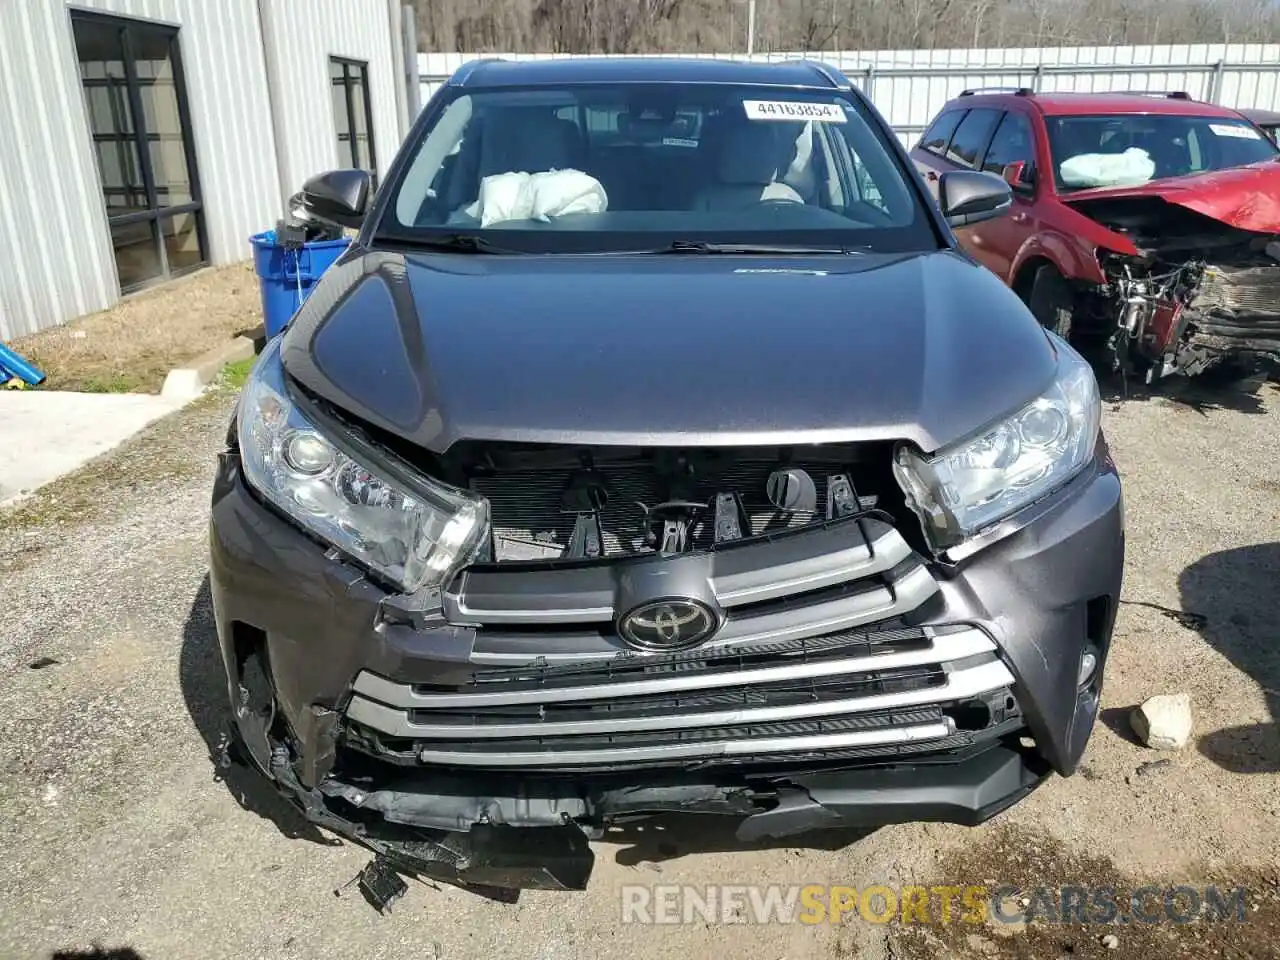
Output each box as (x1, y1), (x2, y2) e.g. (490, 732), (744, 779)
(1179, 542), (1280, 773)
(604, 814), (875, 867)
(51, 950), (145, 960)
(178, 575), (334, 843)
(1099, 369), (1272, 417)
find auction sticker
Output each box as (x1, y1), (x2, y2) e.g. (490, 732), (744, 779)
(1209, 123), (1261, 139)
(744, 100), (847, 123)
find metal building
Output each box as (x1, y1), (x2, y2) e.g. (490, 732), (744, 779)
(0, 0), (413, 340)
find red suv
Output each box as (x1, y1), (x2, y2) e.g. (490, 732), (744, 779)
(911, 89), (1280, 381)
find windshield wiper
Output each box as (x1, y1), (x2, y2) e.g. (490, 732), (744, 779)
(653, 240), (867, 255)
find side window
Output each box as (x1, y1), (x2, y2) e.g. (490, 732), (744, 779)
(921, 110), (965, 155)
(946, 108), (1001, 168)
(982, 111), (1037, 187)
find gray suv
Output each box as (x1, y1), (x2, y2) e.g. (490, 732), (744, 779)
(209, 57), (1124, 895)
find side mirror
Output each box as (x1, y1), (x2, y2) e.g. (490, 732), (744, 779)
(1001, 161), (1026, 186)
(939, 170), (1013, 228)
(294, 169), (371, 229)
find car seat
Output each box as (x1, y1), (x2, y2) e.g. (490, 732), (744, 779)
(477, 110), (586, 178)
(690, 122), (803, 210)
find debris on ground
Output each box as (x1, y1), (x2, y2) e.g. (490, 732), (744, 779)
(1101, 932), (1120, 949)
(1119, 599), (1208, 630)
(336, 856), (409, 914)
(1130, 693), (1194, 750)
(1134, 759), (1173, 778)
(27, 656), (60, 670)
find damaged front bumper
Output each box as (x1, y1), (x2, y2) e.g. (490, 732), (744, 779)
(1079, 199), (1280, 380)
(208, 441), (1123, 892)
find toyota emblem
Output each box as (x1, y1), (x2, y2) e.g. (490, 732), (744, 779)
(617, 598), (719, 651)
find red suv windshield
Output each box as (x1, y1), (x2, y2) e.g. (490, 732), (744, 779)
(1045, 113), (1278, 191)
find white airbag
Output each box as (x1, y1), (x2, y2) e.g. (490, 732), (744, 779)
(1059, 148), (1155, 188)
(466, 169), (608, 227)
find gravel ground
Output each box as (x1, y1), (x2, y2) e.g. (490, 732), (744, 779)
(0, 378), (1277, 960)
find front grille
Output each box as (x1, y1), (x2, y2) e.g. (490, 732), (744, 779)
(344, 627), (1018, 769)
(475, 457), (841, 560)
(342, 466), (1009, 771)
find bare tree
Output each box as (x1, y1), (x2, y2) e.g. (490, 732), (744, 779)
(414, 0), (1280, 54)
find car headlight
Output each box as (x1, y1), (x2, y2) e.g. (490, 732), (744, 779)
(236, 339), (488, 592)
(893, 334), (1101, 550)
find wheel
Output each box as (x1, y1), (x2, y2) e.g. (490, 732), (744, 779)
(1027, 265), (1074, 340)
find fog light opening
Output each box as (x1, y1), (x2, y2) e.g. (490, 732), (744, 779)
(1078, 645), (1100, 688)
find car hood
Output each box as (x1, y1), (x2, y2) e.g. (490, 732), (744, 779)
(279, 247), (1058, 455)
(1060, 161), (1280, 234)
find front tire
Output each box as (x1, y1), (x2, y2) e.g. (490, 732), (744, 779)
(1027, 265), (1074, 340)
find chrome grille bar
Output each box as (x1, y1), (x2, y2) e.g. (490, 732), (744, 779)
(352, 627), (996, 710)
(346, 658), (1013, 740)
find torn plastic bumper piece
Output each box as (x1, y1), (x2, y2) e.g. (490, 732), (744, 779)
(258, 733), (1047, 893)
(266, 746), (594, 892)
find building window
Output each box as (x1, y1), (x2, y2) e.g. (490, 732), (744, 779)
(71, 12), (207, 293)
(330, 57), (376, 175)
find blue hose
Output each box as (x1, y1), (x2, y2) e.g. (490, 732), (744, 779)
(0, 342), (46, 386)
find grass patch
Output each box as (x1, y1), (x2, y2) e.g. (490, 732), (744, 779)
(8, 263), (263, 394)
(220, 356), (256, 390)
(79, 372), (147, 394)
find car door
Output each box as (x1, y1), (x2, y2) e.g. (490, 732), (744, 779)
(910, 108), (967, 202)
(963, 110), (1042, 285)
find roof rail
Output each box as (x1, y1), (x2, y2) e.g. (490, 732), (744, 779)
(783, 59), (851, 89)
(1101, 89), (1194, 100)
(959, 86), (1034, 97)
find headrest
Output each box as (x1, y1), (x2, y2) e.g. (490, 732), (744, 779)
(716, 123), (794, 185)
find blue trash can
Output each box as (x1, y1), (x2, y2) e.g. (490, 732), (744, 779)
(249, 230), (350, 339)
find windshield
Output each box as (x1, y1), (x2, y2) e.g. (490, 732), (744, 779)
(378, 83), (935, 253)
(1046, 113), (1279, 191)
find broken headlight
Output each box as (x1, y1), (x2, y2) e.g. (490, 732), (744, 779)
(894, 333), (1100, 550)
(236, 338), (488, 592)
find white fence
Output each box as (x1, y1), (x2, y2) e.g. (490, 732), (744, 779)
(419, 44), (1280, 144)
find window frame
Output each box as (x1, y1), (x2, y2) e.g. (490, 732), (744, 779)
(330, 56), (377, 178)
(71, 9), (208, 294)
(919, 109), (967, 158)
(978, 109), (1038, 194)
(944, 107), (1003, 170)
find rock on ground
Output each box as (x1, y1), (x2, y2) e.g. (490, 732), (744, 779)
(1131, 693), (1195, 750)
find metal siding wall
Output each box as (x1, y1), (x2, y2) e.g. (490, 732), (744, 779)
(419, 45), (1280, 147)
(0, 1), (117, 338)
(260, 0), (403, 200)
(0, 0), (282, 339)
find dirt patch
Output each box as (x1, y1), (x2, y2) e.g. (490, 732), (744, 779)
(881, 825), (1280, 959)
(8, 263), (262, 394)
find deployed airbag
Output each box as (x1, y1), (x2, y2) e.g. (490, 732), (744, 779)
(463, 169), (609, 227)
(1060, 148), (1155, 189)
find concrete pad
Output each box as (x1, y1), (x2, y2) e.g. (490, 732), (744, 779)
(0, 391), (185, 505)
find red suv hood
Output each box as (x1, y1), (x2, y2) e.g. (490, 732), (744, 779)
(1061, 161), (1280, 234)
